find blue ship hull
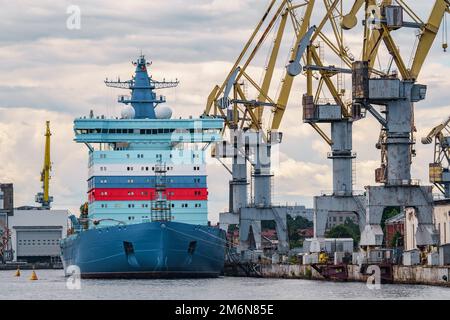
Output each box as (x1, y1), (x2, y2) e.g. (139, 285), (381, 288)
(60, 221), (226, 278)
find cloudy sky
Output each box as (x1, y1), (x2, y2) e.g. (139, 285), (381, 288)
(0, 0), (448, 222)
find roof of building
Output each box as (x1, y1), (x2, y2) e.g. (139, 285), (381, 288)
(434, 198), (450, 206)
(297, 228), (314, 237)
(261, 229), (277, 239)
(385, 212), (405, 224)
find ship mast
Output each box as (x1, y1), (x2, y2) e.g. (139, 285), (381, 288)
(104, 55), (179, 119)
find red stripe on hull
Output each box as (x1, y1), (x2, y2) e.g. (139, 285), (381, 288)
(88, 188), (208, 202)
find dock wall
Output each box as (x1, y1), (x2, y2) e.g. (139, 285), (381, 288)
(245, 264), (450, 287)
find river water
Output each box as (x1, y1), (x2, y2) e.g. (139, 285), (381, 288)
(0, 270), (449, 300)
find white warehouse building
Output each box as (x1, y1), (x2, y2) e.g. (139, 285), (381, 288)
(8, 209), (69, 262)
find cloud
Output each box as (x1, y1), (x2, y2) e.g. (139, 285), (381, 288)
(0, 107), (85, 215)
(0, 0), (448, 223)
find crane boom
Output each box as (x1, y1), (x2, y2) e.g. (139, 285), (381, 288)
(35, 121), (53, 209)
(272, 0), (315, 130)
(422, 116), (450, 198)
(410, 0), (450, 80)
(421, 116), (450, 145)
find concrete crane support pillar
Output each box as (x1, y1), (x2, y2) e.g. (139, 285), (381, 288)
(230, 154), (248, 213)
(240, 207), (289, 254)
(312, 119), (366, 251)
(360, 79), (439, 247)
(330, 120), (354, 195)
(253, 141), (273, 207)
(314, 195), (366, 238)
(360, 185), (439, 246)
(385, 83), (414, 183)
(239, 216), (262, 252)
(219, 131), (248, 232)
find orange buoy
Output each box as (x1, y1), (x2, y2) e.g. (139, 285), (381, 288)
(29, 269), (38, 281)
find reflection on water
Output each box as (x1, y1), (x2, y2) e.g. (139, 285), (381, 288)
(0, 270), (449, 300)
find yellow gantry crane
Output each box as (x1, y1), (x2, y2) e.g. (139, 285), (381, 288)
(202, 0), (449, 252)
(203, 0), (317, 251)
(300, 0), (449, 181)
(204, 0), (315, 140)
(355, 0), (449, 181)
(422, 116), (450, 198)
(35, 121), (53, 209)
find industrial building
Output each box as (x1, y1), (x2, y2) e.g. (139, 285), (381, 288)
(405, 200), (450, 251)
(1, 122), (69, 265)
(384, 213), (405, 248)
(8, 208), (68, 263)
(286, 206), (314, 222)
(0, 176), (64, 264)
(0, 184), (14, 262)
(326, 212), (358, 231)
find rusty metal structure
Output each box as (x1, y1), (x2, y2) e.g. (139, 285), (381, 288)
(301, 0), (449, 253)
(205, 0), (449, 258)
(353, 1), (448, 251)
(422, 116), (450, 198)
(300, 1), (367, 247)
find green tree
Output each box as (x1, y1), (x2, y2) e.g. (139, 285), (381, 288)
(261, 220), (276, 230)
(288, 215), (313, 248)
(260, 216), (313, 248)
(325, 218), (360, 246)
(381, 207), (400, 231)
